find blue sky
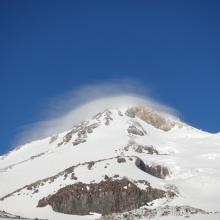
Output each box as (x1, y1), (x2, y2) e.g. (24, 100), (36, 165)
(0, 1), (220, 155)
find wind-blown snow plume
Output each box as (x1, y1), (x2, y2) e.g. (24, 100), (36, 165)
(16, 81), (179, 145)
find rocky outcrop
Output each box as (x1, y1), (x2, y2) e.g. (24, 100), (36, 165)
(57, 121), (100, 146)
(62, 131), (75, 144)
(124, 144), (159, 155)
(118, 110), (123, 116)
(135, 158), (170, 179)
(104, 110), (113, 126)
(72, 123), (100, 146)
(145, 164), (170, 179)
(127, 125), (145, 136)
(135, 145), (159, 155)
(37, 178), (166, 215)
(87, 161), (95, 170)
(1, 156), (135, 201)
(135, 145), (158, 154)
(0, 210), (45, 220)
(126, 106), (175, 131)
(99, 205), (212, 220)
(72, 138), (86, 146)
(117, 157), (126, 163)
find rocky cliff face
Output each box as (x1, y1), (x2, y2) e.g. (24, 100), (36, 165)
(126, 106), (175, 131)
(135, 158), (170, 179)
(38, 178), (166, 215)
(99, 205), (211, 220)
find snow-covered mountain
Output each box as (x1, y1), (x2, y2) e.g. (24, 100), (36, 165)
(0, 105), (220, 220)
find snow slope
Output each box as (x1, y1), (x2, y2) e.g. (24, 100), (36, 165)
(0, 106), (220, 219)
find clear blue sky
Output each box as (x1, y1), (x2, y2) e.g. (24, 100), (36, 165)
(0, 1), (220, 155)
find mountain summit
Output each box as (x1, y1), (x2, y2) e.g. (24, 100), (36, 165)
(0, 105), (220, 220)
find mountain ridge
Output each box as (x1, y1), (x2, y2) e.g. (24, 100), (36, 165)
(0, 105), (220, 220)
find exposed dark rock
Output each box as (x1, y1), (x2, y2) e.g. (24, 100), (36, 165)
(88, 161), (95, 170)
(92, 112), (102, 120)
(145, 164), (170, 179)
(99, 205), (212, 220)
(133, 121), (147, 134)
(1, 157), (125, 201)
(135, 158), (170, 179)
(127, 125), (145, 136)
(72, 138), (86, 146)
(133, 145), (158, 154)
(88, 123), (99, 130)
(1, 156), (159, 202)
(63, 131), (73, 143)
(70, 173), (77, 180)
(87, 127), (93, 133)
(57, 121), (98, 147)
(30, 152), (46, 160)
(0, 210), (46, 220)
(135, 158), (146, 172)
(37, 178), (166, 215)
(117, 158), (126, 163)
(77, 129), (87, 138)
(104, 110), (113, 126)
(146, 146), (159, 154)
(33, 189), (39, 194)
(104, 175), (109, 180)
(118, 111), (123, 116)
(126, 106), (175, 131)
(57, 142), (63, 147)
(37, 197), (48, 208)
(135, 145), (144, 153)
(58, 131), (74, 146)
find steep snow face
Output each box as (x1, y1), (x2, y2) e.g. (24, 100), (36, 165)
(0, 106), (220, 220)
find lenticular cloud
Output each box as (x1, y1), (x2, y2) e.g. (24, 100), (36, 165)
(15, 81), (179, 145)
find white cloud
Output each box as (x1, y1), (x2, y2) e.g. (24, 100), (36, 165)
(15, 80), (179, 145)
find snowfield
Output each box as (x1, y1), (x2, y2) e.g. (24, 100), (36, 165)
(0, 106), (220, 219)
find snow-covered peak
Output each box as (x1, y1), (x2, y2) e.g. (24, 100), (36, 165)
(0, 104), (219, 220)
